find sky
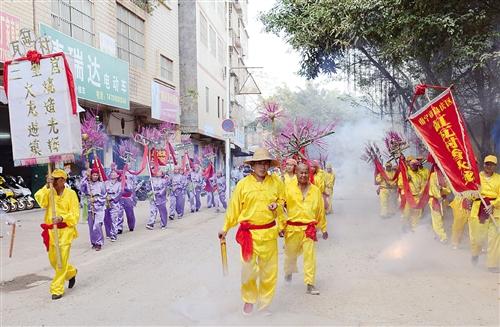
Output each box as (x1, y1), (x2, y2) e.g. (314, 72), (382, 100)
(245, 0), (349, 97)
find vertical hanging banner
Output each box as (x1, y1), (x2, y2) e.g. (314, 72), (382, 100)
(5, 53), (82, 166)
(408, 88), (480, 194)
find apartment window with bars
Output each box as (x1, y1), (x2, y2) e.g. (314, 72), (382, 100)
(51, 0), (94, 45)
(217, 96), (221, 118)
(200, 14), (208, 47)
(160, 55), (174, 82)
(205, 87), (210, 113)
(117, 4), (145, 67)
(209, 26), (216, 57)
(217, 36), (224, 65)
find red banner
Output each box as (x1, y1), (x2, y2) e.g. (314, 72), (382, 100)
(408, 88), (480, 194)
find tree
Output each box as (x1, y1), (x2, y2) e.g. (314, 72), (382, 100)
(261, 0), (500, 156)
(263, 82), (367, 128)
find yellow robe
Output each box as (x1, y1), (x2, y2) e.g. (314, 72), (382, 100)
(35, 187), (79, 296)
(223, 174), (285, 309)
(469, 172), (500, 268)
(324, 171), (336, 213)
(428, 171), (451, 242)
(375, 170), (397, 217)
(284, 182), (326, 285)
(398, 168), (427, 230)
(313, 170), (326, 194)
(284, 173), (297, 187)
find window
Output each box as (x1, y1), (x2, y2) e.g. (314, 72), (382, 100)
(51, 0), (94, 45)
(217, 37), (224, 65)
(217, 96), (221, 118)
(209, 26), (216, 57)
(205, 87), (210, 113)
(200, 14), (208, 47)
(117, 4), (145, 67)
(222, 99), (225, 118)
(160, 55), (174, 81)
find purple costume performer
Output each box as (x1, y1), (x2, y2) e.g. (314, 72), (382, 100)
(117, 171), (137, 233)
(215, 172), (227, 211)
(169, 168), (187, 219)
(206, 175), (217, 208)
(187, 168), (203, 212)
(80, 169), (107, 250)
(104, 171), (122, 241)
(146, 172), (169, 229)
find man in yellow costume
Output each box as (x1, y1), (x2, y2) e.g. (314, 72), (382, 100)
(283, 158), (298, 186)
(450, 196), (472, 250)
(469, 155), (500, 272)
(218, 148), (285, 315)
(428, 167), (451, 243)
(282, 163), (328, 295)
(324, 163), (336, 214)
(34, 169), (79, 300)
(311, 160), (328, 210)
(398, 158), (427, 231)
(375, 162), (397, 218)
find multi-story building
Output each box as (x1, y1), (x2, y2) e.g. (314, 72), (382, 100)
(178, 0), (252, 171)
(0, 0), (180, 181)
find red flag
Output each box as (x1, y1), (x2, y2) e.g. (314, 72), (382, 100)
(92, 156), (107, 182)
(408, 88), (480, 194)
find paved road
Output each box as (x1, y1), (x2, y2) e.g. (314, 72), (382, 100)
(1, 193), (498, 325)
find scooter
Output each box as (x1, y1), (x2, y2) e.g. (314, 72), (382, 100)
(0, 189), (11, 213)
(1, 176), (27, 211)
(12, 176), (36, 209)
(0, 180), (18, 212)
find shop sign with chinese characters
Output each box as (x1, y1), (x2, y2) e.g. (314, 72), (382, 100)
(7, 54), (82, 165)
(39, 23), (129, 110)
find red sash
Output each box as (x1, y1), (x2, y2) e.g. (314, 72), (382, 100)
(236, 221), (276, 262)
(287, 221), (318, 241)
(40, 222), (68, 251)
(478, 197), (496, 224)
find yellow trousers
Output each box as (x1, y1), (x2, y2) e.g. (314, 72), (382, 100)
(326, 192), (333, 214)
(241, 238), (278, 309)
(48, 244), (77, 295)
(379, 188), (397, 217)
(451, 205), (470, 247)
(469, 216), (500, 268)
(402, 203), (422, 231)
(284, 229), (316, 285)
(430, 206), (447, 242)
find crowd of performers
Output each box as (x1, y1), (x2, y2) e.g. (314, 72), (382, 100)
(374, 154), (500, 272)
(33, 159), (230, 299)
(219, 149), (336, 315)
(77, 163), (230, 251)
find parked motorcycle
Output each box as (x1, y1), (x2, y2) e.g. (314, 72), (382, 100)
(0, 175), (26, 211)
(0, 189), (11, 213)
(8, 176), (36, 210)
(0, 178), (19, 212)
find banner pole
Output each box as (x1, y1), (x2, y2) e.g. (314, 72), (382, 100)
(48, 163), (63, 269)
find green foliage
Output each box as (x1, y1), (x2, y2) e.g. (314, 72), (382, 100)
(131, 0), (165, 14)
(260, 0), (500, 154)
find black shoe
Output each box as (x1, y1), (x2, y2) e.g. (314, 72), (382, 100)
(68, 275), (76, 289)
(471, 256), (479, 265)
(196, 209), (199, 212)
(117, 230), (123, 235)
(191, 210), (195, 213)
(285, 274), (292, 283)
(169, 216), (174, 220)
(52, 294), (63, 300)
(129, 229), (134, 232)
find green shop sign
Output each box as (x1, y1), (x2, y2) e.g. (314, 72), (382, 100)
(39, 23), (129, 110)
